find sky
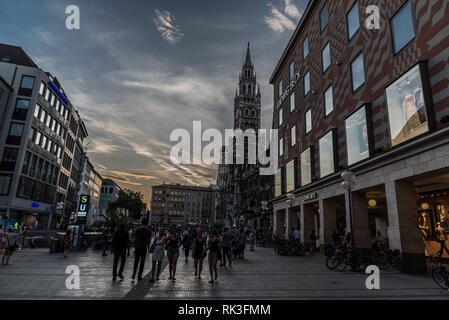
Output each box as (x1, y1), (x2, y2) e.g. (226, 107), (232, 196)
(0, 0), (309, 205)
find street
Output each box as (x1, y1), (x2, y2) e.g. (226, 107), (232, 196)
(1, 246), (448, 300)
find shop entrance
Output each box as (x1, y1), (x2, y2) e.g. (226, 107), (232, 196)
(320, 196), (346, 251)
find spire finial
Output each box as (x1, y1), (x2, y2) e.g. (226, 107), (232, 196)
(244, 42), (252, 66)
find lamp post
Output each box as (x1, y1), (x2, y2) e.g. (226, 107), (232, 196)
(341, 170), (356, 249)
(286, 193), (295, 239)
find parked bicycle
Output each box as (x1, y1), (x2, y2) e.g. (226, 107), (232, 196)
(428, 255), (449, 290)
(373, 248), (402, 273)
(326, 245), (373, 272)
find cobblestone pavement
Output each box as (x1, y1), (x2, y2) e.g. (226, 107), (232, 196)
(0, 246), (448, 300)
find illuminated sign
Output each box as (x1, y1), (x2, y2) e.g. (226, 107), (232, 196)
(48, 81), (69, 105)
(277, 71), (301, 108)
(31, 203), (39, 208)
(77, 195), (90, 217)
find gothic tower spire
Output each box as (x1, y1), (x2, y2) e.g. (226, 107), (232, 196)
(244, 42), (252, 66)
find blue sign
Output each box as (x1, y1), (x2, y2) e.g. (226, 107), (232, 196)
(77, 195), (90, 218)
(31, 203), (39, 208)
(50, 205), (56, 210)
(48, 81), (69, 105)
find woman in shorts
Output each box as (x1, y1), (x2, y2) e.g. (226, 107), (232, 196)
(191, 230), (206, 279)
(207, 230), (222, 284)
(149, 229), (167, 282)
(166, 228), (182, 282)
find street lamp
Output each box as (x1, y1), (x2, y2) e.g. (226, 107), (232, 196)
(341, 170), (356, 248)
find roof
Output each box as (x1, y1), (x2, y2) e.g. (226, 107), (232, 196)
(0, 43), (38, 68)
(269, 0), (318, 84)
(152, 184), (215, 192)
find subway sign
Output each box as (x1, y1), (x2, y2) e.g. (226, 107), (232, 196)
(77, 195), (90, 217)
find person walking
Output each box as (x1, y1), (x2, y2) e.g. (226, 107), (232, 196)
(166, 228), (182, 282)
(149, 229), (167, 282)
(221, 227), (233, 267)
(249, 230), (255, 252)
(207, 230), (222, 283)
(192, 230), (206, 279)
(101, 227), (111, 257)
(182, 227), (192, 263)
(1, 228), (20, 266)
(63, 229), (72, 258)
(238, 230), (247, 259)
(111, 224), (129, 282)
(132, 219), (152, 281)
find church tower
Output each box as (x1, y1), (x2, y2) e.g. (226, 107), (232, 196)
(234, 42), (261, 131)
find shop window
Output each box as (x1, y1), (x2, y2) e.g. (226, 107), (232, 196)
(345, 106), (370, 166)
(319, 130), (335, 178)
(346, 1), (360, 40)
(304, 71), (310, 96)
(320, 2), (329, 32)
(0, 174), (12, 195)
(305, 109), (312, 134)
(12, 99), (30, 121)
(386, 64), (429, 147)
(274, 169), (282, 197)
(290, 92), (295, 112)
(303, 36), (309, 61)
(7, 123), (24, 145)
(17, 176), (34, 199)
(351, 52), (365, 92)
(322, 42), (331, 73)
(324, 85), (334, 116)
(301, 148), (312, 186)
(390, 1), (415, 54)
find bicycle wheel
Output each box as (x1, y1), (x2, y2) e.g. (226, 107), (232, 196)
(326, 253), (340, 270)
(390, 256), (403, 273)
(335, 252), (348, 272)
(432, 268), (449, 289)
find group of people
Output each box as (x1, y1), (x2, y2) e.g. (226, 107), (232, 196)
(106, 219), (253, 284)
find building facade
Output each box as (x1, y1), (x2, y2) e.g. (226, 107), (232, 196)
(150, 184), (216, 226)
(270, 0), (449, 273)
(78, 159), (102, 226)
(98, 179), (122, 224)
(0, 44), (90, 230)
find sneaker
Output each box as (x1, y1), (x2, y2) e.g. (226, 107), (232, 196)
(198, 275), (201, 279)
(208, 280), (214, 284)
(138, 277), (143, 281)
(112, 277), (117, 282)
(118, 275), (124, 281)
(194, 271), (198, 277)
(215, 274), (218, 280)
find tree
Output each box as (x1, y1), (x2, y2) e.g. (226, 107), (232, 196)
(109, 189), (146, 221)
(102, 207), (132, 232)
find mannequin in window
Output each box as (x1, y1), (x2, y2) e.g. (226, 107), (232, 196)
(418, 211), (431, 241)
(436, 222), (449, 257)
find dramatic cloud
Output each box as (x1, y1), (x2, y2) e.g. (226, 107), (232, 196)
(153, 9), (184, 45)
(265, 0), (302, 33)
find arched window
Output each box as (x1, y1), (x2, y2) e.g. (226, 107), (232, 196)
(242, 85), (246, 95)
(244, 108), (249, 116)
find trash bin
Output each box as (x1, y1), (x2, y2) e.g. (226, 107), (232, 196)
(49, 237), (62, 254)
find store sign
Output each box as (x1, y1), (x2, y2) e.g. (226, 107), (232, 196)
(304, 192), (318, 202)
(277, 71), (301, 108)
(77, 195), (90, 217)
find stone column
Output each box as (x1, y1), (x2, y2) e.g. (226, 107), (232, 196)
(351, 191), (371, 249)
(285, 207), (291, 240)
(385, 181), (425, 274)
(319, 198), (337, 250)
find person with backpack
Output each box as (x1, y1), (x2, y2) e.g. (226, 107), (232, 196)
(132, 219), (152, 281)
(1, 228), (20, 266)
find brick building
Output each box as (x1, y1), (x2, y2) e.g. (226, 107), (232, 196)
(270, 0), (449, 273)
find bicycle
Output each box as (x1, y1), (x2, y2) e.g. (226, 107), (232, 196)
(373, 249), (403, 273)
(428, 255), (449, 290)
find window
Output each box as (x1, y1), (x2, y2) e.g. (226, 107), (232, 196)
(46, 115), (51, 127)
(39, 82), (46, 95)
(40, 109), (46, 123)
(41, 135), (47, 149)
(345, 106), (370, 165)
(29, 155), (37, 177)
(322, 42), (331, 72)
(303, 36), (309, 60)
(278, 80), (283, 98)
(274, 169), (282, 197)
(286, 160), (295, 192)
(324, 85), (334, 116)
(20, 76), (35, 90)
(45, 88), (50, 101)
(319, 131), (334, 178)
(50, 94), (56, 106)
(22, 151), (31, 175)
(347, 1), (360, 40)
(7, 123), (24, 145)
(55, 100), (60, 112)
(305, 109), (312, 134)
(29, 128), (36, 141)
(351, 52), (365, 91)
(279, 108), (283, 127)
(1, 148), (18, 171)
(290, 92), (295, 112)
(320, 2), (329, 32)
(304, 71), (310, 96)
(34, 104), (41, 118)
(301, 148), (312, 186)
(291, 126), (296, 146)
(289, 61), (295, 80)
(35, 131), (42, 145)
(0, 174), (12, 195)
(12, 99), (30, 120)
(390, 1), (415, 54)
(279, 138), (284, 157)
(386, 64), (428, 147)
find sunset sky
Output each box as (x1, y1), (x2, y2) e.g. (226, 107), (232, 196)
(0, 0), (308, 204)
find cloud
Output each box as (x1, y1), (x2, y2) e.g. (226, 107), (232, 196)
(265, 0), (302, 33)
(153, 9), (184, 45)
(109, 171), (157, 180)
(31, 27), (55, 46)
